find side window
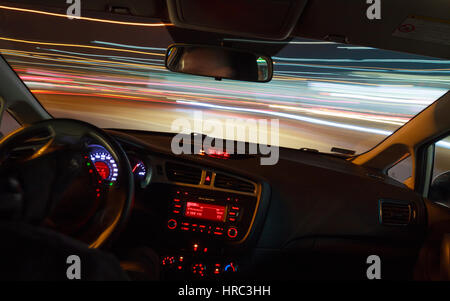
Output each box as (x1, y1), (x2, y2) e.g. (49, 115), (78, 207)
(0, 111), (20, 138)
(429, 135), (450, 206)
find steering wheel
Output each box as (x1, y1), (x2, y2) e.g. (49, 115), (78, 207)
(0, 118), (134, 248)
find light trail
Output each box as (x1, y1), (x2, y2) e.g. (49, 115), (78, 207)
(0, 37), (165, 57)
(0, 5), (172, 27)
(176, 100), (394, 136)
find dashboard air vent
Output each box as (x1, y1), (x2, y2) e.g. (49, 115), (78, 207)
(379, 200), (413, 226)
(166, 162), (202, 185)
(214, 173), (255, 193)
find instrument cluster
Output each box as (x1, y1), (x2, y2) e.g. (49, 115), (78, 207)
(87, 144), (152, 187)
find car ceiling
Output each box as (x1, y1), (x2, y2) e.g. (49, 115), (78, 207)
(2, 0), (450, 59)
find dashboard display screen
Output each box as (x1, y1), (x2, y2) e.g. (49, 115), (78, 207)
(184, 202), (226, 222)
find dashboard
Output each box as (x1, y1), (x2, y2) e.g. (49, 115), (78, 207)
(90, 129), (430, 280)
(87, 134), (267, 279)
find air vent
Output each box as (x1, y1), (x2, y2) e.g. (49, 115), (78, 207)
(379, 200), (413, 226)
(214, 173), (255, 193)
(166, 162), (202, 185)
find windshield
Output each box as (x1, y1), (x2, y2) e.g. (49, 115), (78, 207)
(1, 6), (449, 154)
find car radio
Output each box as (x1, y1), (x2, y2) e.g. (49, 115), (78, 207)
(165, 185), (259, 242)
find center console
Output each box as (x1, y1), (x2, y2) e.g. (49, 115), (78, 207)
(165, 186), (259, 243)
(156, 167), (261, 279)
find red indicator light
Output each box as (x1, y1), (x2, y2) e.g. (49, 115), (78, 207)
(193, 244), (199, 251)
(202, 147), (231, 159)
(178, 266), (182, 270)
(213, 232), (223, 236)
(184, 202), (226, 222)
(173, 198), (180, 202)
(173, 210), (180, 214)
(203, 248), (208, 253)
(181, 227), (189, 231)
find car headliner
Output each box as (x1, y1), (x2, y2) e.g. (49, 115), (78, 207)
(3, 0), (450, 59)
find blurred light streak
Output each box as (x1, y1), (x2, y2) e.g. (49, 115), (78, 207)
(0, 37), (165, 56)
(0, 5), (172, 27)
(268, 104), (408, 125)
(176, 100), (393, 136)
(91, 41), (166, 51)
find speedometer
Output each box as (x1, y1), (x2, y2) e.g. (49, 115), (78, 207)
(88, 145), (118, 182)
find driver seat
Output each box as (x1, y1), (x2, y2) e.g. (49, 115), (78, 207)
(0, 220), (129, 281)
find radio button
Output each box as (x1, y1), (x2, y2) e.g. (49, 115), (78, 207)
(227, 227), (238, 238)
(167, 219), (177, 230)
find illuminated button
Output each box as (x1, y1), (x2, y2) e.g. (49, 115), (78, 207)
(227, 227), (238, 238)
(214, 264), (221, 275)
(161, 256), (175, 266)
(228, 217), (236, 222)
(192, 263), (206, 277)
(173, 198), (180, 202)
(213, 231), (223, 236)
(231, 206), (239, 210)
(204, 171), (212, 185)
(167, 219), (177, 230)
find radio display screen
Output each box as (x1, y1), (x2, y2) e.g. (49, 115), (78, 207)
(184, 201), (226, 222)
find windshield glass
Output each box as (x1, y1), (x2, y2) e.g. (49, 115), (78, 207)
(1, 5), (449, 154)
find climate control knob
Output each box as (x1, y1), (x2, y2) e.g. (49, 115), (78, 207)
(168, 219), (177, 230)
(227, 227), (238, 238)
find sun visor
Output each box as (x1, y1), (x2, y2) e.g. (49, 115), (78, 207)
(167, 0), (308, 40)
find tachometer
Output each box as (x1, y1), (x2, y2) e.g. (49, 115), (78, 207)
(88, 145), (118, 182)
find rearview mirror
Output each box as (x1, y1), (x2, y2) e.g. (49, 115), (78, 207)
(165, 44), (273, 82)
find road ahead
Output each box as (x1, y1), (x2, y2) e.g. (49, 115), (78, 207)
(0, 4), (449, 157)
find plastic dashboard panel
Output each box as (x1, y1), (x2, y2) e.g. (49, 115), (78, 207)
(106, 129), (427, 279)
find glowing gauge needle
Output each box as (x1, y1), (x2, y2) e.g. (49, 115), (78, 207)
(132, 163), (140, 173)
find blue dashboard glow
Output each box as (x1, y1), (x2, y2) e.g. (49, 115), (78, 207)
(88, 145), (118, 182)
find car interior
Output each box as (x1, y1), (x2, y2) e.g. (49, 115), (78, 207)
(0, 0), (449, 281)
